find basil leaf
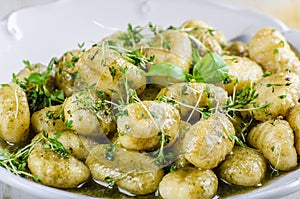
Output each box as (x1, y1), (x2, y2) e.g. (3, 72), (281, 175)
(145, 62), (186, 81)
(192, 52), (229, 83)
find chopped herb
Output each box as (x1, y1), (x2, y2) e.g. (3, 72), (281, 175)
(104, 176), (116, 188)
(115, 109), (128, 117)
(157, 96), (179, 109)
(278, 95), (286, 99)
(265, 83), (291, 87)
(206, 29), (215, 36)
(271, 145), (275, 152)
(109, 66), (116, 80)
(65, 120), (73, 129)
(66, 62), (74, 68)
(104, 144), (116, 161)
(46, 109), (64, 120)
(263, 71), (272, 77)
(23, 60), (31, 68)
(279, 40), (285, 47)
(229, 134), (244, 146)
(77, 42), (85, 51)
(170, 165), (177, 172)
(271, 168), (279, 177)
(181, 84), (189, 95)
(119, 65), (128, 74)
(162, 39), (171, 50)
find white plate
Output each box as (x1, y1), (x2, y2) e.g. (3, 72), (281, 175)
(0, 0), (299, 199)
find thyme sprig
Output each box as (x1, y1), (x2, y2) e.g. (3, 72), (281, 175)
(0, 138), (41, 181)
(73, 84), (111, 122)
(158, 82), (269, 145)
(224, 82), (270, 113)
(118, 24), (144, 48)
(0, 131), (68, 180)
(41, 131), (70, 158)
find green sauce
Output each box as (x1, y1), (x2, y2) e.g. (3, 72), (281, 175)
(64, 165), (293, 198)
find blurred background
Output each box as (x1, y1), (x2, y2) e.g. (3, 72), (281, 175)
(0, 0), (300, 29)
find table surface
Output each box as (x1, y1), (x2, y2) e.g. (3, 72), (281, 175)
(0, 0), (300, 198)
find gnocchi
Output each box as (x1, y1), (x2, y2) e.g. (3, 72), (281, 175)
(0, 19), (300, 199)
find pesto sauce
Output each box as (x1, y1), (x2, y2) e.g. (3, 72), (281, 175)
(66, 179), (162, 198)
(216, 165), (291, 198)
(0, 132), (295, 198)
(65, 165), (292, 198)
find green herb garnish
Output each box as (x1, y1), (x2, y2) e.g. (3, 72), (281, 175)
(15, 58), (65, 113)
(145, 62), (186, 81)
(192, 51), (229, 83)
(118, 24), (143, 48)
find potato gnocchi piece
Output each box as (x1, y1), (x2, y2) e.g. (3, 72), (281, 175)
(224, 41), (249, 57)
(55, 130), (89, 160)
(31, 105), (66, 134)
(75, 47), (146, 97)
(56, 130), (90, 161)
(148, 30), (192, 71)
(218, 146), (267, 186)
(33, 130), (90, 161)
(156, 82), (227, 123)
(248, 72), (300, 121)
(64, 89), (116, 137)
(86, 144), (164, 195)
(28, 138), (90, 188)
(159, 167), (218, 199)
(182, 19), (227, 55)
(183, 113), (235, 169)
(144, 30), (192, 86)
(0, 83), (30, 143)
(249, 27), (300, 75)
(287, 104), (300, 155)
(222, 55), (263, 95)
(117, 101), (180, 151)
(55, 49), (83, 97)
(247, 119), (297, 171)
